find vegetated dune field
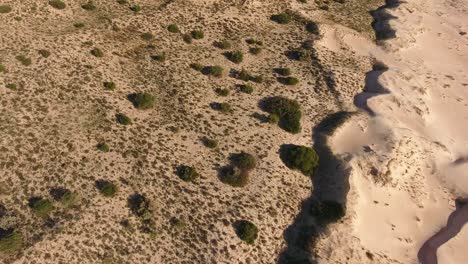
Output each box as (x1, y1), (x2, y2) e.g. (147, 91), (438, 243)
(0, 0), (467, 264)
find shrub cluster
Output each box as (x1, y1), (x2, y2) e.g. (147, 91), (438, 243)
(81, 2), (96, 10)
(215, 88), (229, 96)
(201, 66), (224, 77)
(15, 55), (31, 66)
(220, 152), (256, 187)
(210, 102), (231, 113)
(50, 187), (79, 208)
(271, 13), (291, 24)
(224, 50), (243, 64)
(28, 197), (53, 218)
(116, 113), (132, 125)
(95, 180), (118, 197)
(0, 231), (22, 255)
(214, 40), (232, 49)
(239, 84), (253, 94)
(127, 92), (155, 109)
(279, 144), (319, 176)
(261, 96), (302, 133)
(309, 200), (345, 224)
(234, 69), (263, 83)
(235, 220), (258, 244)
(176, 165), (199, 182)
(49, 0), (66, 9)
(278, 76), (299, 85)
(274, 67), (291, 76)
(128, 193), (150, 218)
(305, 21), (319, 34)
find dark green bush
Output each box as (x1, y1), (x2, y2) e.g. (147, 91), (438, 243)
(74, 22), (85, 28)
(235, 220), (258, 244)
(95, 180), (118, 197)
(230, 152), (256, 171)
(0, 64), (5, 73)
(176, 165), (199, 182)
(210, 102), (231, 113)
(5, 83), (17, 90)
(274, 67), (291, 76)
(49, 0), (66, 9)
(279, 144), (319, 176)
(224, 50), (243, 63)
(15, 55), (31, 66)
(38, 49), (50, 58)
(287, 48), (310, 61)
(191, 30), (204, 40)
(116, 113), (132, 125)
(249, 47), (262, 55)
(81, 2), (96, 10)
(310, 200), (345, 224)
(91, 48), (104, 57)
(129, 4), (141, 12)
(305, 21), (319, 34)
(96, 142), (110, 152)
(239, 84), (253, 94)
(0, 5), (12, 14)
(103, 81), (116, 90)
(214, 40), (232, 49)
(268, 114), (279, 124)
(271, 13), (291, 24)
(28, 197), (53, 218)
(117, 0), (127, 4)
(251, 75), (264, 83)
(190, 63), (203, 71)
(150, 53), (165, 62)
(0, 231), (22, 255)
(141, 32), (154, 41)
(261, 96), (302, 134)
(245, 39), (263, 45)
(128, 193), (150, 218)
(50, 188), (78, 208)
(127, 92), (155, 109)
(201, 66), (223, 77)
(219, 166), (249, 187)
(215, 88), (229, 96)
(237, 69), (251, 81)
(279, 76), (300, 85)
(202, 137), (218, 148)
(167, 24), (179, 33)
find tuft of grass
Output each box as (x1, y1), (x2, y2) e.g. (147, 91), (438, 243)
(127, 193), (150, 218)
(28, 197), (53, 218)
(246, 39), (263, 45)
(49, 0), (66, 9)
(235, 220), (258, 244)
(201, 66), (223, 77)
(103, 81), (116, 90)
(127, 92), (155, 109)
(239, 84), (254, 94)
(50, 188), (79, 208)
(191, 30), (204, 40)
(116, 113), (132, 125)
(167, 24), (179, 33)
(176, 165), (199, 182)
(91, 48), (104, 57)
(15, 55), (31, 66)
(0, 231), (22, 255)
(271, 13), (291, 24)
(81, 2), (96, 11)
(38, 50), (51, 58)
(0, 5), (12, 14)
(274, 67), (291, 76)
(224, 50), (243, 64)
(95, 180), (118, 197)
(116, 0), (127, 4)
(190, 63), (203, 71)
(261, 96), (302, 134)
(96, 142), (110, 152)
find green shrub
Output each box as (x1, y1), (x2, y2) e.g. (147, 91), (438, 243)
(128, 193), (150, 218)
(176, 165), (199, 182)
(239, 84), (253, 94)
(261, 96), (302, 133)
(141, 32), (154, 41)
(28, 197), (53, 218)
(95, 180), (118, 197)
(167, 24), (179, 33)
(230, 152), (256, 171)
(271, 13), (291, 24)
(190, 63), (203, 71)
(0, 5), (12, 14)
(214, 40), (232, 49)
(279, 76), (299, 85)
(50, 188), (79, 208)
(117, 0), (128, 4)
(219, 166), (249, 187)
(224, 50), (243, 63)
(127, 92), (155, 109)
(210, 102), (231, 113)
(305, 21), (319, 34)
(235, 220), (258, 244)
(129, 4), (141, 12)
(268, 114), (279, 124)
(251, 75), (263, 83)
(274, 67), (291, 76)
(202, 137), (218, 148)
(310, 200), (345, 223)
(237, 69), (251, 81)
(183, 33), (193, 43)
(49, 0), (66, 9)
(279, 144), (319, 176)
(91, 48), (104, 57)
(96, 142), (110, 152)
(288, 48), (310, 61)
(103, 81), (116, 90)
(0, 231), (22, 255)
(150, 53), (165, 62)
(245, 39), (263, 45)
(215, 88), (229, 96)
(201, 66), (223, 77)
(249, 47), (262, 55)
(38, 49), (51, 58)
(74, 22), (85, 28)
(191, 30), (204, 40)
(5, 83), (17, 90)
(0, 64), (5, 73)
(81, 2), (96, 10)
(170, 217), (186, 230)
(116, 113), (132, 125)
(15, 55), (31, 66)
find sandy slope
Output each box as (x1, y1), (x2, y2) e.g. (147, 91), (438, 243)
(325, 0), (468, 263)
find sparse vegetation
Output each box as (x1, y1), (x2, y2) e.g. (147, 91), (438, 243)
(91, 48), (104, 57)
(246, 39), (263, 45)
(239, 84), (254, 94)
(141, 32), (154, 41)
(215, 88), (229, 96)
(210, 102), (231, 113)
(49, 0), (66, 9)
(202, 137), (218, 148)
(0, 64), (5, 73)
(95, 180), (118, 197)
(176, 165), (199, 182)
(191, 30), (204, 40)
(50, 188), (79, 208)
(261, 96), (302, 133)
(38, 49), (51, 58)
(279, 76), (300, 85)
(15, 55), (31, 66)
(128, 193), (150, 218)
(127, 92), (155, 109)
(271, 13), (291, 24)
(97, 142), (110, 152)
(28, 197), (53, 218)
(103, 81), (116, 90)
(129, 4), (141, 12)
(81, 2), (96, 11)
(5, 83), (17, 90)
(224, 50), (244, 63)
(167, 24), (179, 33)
(235, 220), (258, 244)
(190, 63), (204, 71)
(116, 113), (132, 125)
(202, 66), (224, 77)
(0, 5), (12, 14)
(279, 144), (319, 176)
(274, 67), (291, 76)
(214, 40), (232, 49)
(0, 231), (22, 255)
(249, 47), (262, 55)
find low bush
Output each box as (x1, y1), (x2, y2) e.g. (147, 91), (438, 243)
(50, 188), (79, 208)
(176, 165), (199, 182)
(141, 32), (154, 41)
(219, 166), (249, 187)
(287, 48), (310, 61)
(0, 64), (5, 73)
(261, 96), (302, 133)
(268, 114), (279, 124)
(234, 220), (258, 244)
(279, 76), (299, 85)
(214, 40), (232, 49)
(0, 231), (22, 255)
(201, 66), (223, 77)
(210, 102), (231, 113)
(127, 92), (155, 109)
(202, 137), (218, 148)
(95, 180), (118, 197)
(28, 197), (53, 218)
(103, 81), (116, 90)
(191, 30), (204, 40)
(224, 50), (243, 64)
(239, 84), (253, 94)
(74, 22), (85, 28)
(249, 47), (262, 55)
(279, 144), (319, 176)
(81, 2), (96, 10)
(38, 49), (50, 58)
(230, 152), (256, 171)
(116, 113), (132, 125)
(49, 0), (66, 9)
(0, 5), (12, 14)
(271, 13), (291, 24)
(167, 24), (179, 33)
(183, 33), (193, 44)
(305, 21), (319, 34)
(90, 48), (104, 57)
(274, 67), (291, 76)
(15, 55), (31, 66)
(150, 53), (165, 62)
(129, 4), (141, 12)
(96, 142), (110, 152)
(128, 193), (150, 218)
(245, 39), (263, 45)
(5, 83), (17, 90)
(309, 200), (345, 224)
(215, 88), (229, 96)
